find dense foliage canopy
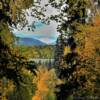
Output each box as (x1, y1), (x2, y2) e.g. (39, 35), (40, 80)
(0, 0), (100, 100)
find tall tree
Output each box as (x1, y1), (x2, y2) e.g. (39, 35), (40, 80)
(48, 0), (94, 99)
(0, 1), (38, 100)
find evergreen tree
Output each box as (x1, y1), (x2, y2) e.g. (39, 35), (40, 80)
(52, 0), (89, 75)
(49, 0), (92, 99)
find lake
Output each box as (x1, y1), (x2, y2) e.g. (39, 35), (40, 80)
(29, 58), (54, 64)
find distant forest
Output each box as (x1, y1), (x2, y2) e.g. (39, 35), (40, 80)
(15, 45), (55, 59)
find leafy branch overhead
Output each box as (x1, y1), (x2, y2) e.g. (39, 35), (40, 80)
(0, 0), (100, 100)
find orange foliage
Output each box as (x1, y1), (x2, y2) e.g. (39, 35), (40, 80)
(75, 15), (100, 59)
(83, 37), (95, 58)
(93, 15), (100, 26)
(32, 67), (49, 100)
(74, 15), (100, 91)
(32, 67), (58, 100)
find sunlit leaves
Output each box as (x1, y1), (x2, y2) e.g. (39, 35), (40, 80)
(73, 15), (100, 96)
(32, 67), (57, 100)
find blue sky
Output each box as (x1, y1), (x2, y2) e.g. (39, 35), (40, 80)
(13, 21), (58, 44)
(12, 0), (60, 44)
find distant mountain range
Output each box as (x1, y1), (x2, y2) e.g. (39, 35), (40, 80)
(16, 37), (47, 46)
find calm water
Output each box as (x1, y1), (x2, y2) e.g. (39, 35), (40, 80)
(29, 58), (54, 63)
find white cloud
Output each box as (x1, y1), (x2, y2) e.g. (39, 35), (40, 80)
(12, 0), (60, 44)
(39, 37), (52, 44)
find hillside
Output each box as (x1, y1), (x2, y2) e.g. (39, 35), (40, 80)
(15, 45), (55, 59)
